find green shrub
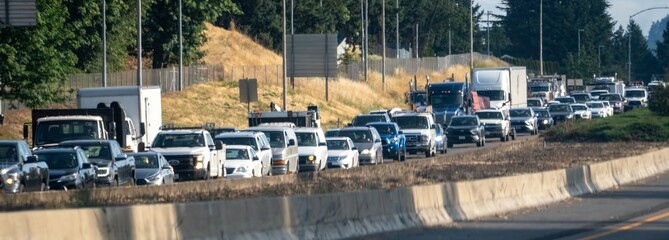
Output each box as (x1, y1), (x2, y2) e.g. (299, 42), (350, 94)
(648, 86), (669, 116)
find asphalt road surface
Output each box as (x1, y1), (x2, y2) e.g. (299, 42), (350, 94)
(357, 167), (669, 240)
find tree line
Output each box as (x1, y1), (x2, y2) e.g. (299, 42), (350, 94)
(2, 0), (669, 107)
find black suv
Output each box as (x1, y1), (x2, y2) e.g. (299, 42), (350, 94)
(34, 147), (97, 190)
(59, 140), (136, 187)
(446, 116), (486, 148)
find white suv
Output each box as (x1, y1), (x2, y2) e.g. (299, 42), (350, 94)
(215, 132), (272, 176)
(295, 128), (328, 171)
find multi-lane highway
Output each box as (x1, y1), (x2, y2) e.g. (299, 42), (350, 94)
(358, 167), (669, 240)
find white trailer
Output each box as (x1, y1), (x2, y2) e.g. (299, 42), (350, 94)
(77, 86), (162, 150)
(471, 67), (528, 110)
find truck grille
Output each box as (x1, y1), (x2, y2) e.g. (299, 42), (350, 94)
(406, 135), (420, 143)
(225, 168), (235, 175)
(166, 155), (194, 170)
(299, 156), (309, 164)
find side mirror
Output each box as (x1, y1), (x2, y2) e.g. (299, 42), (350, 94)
(261, 147), (271, 151)
(162, 165), (172, 170)
(398, 130), (404, 135)
(215, 140), (224, 150)
(139, 122), (146, 136)
(288, 139), (296, 146)
(431, 124), (437, 129)
(253, 156), (260, 161)
(82, 163), (93, 169)
(138, 142), (146, 152)
(319, 142), (327, 146)
(26, 155), (39, 163)
(115, 154), (128, 161)
(352, 147), (358, 150)
(375, 139), (381, 143)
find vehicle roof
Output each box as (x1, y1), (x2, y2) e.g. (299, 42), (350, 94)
(0, 140), (23, 145)
(59, 140), (115, 145)
(38, 116), (103, 122)
(294, 127), (323, 133)
(215, 132), (262, 138)
(510, 107), (532, 110)
(527, 97), (544, 100)
(340, 126), (374, 131)
(393, 112), (431, 117)
(226, 145), (254, 150)
(533, 108), (548, 112)
(556, 96), (575, 99)
(586, 101), (606, 104)
(326, 128), (341, 132)
(475, 109), (504, 113)
(245, 126), (292, 131)
(590, 89), (609, 92)
(159, 129), (206, 134)
(452, 115), (478, 119)
(570, 103), (587, 107)
(365, 122), (397, 126)
(356, 113), (387, 117)
(369, 110), (388, 113)
(129, 151), (162, 156)
(325, 137), (350, 141)
(34, 148), (78, 153)
(570, 92), (590, 95)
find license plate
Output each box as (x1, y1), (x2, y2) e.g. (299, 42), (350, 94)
(174, 174), (179, 180)
(459, 136), (466, 140)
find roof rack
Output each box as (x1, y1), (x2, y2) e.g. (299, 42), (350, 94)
(159, 124), (205, 131)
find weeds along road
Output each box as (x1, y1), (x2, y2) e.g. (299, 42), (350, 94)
(400, 133), (533, 162)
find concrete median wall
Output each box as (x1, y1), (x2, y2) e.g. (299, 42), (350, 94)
(1, 147), (668, 240)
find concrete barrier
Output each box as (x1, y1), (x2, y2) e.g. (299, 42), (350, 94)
(1, 147), (668, 240)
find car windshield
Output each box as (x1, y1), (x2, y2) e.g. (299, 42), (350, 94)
(60, 143), (112, 160)
(475, 112), (503, 120)
(216, 137), (257, 150)
(412, 92), (427, 105)
(327, 140), (349, 150)
(226, 149), (250, 160)
(133, 154), (159, 168)
(572, 95), (589, 101)
(368, 124), (396, 135)
(510, 109), (532, 117)
(599, 94), (622, 101)
(549, 105), (571, 112)
(449, 117), (477, 126)
(557, 98), (575, 103)
(527, 100), (542, 107)
(393, 116), (429, 129)
(261, 131), (285, 148)
(430, 93), (463, 108)
(625, 90), (646, 98)
(296, 132), (318, 147)
(152, 133), (205, 148)
(590, 91), (607, 97)
(530, 86), (549, 92)
(325, 130), (339, 137)
(36, 152), (78, 169)
(353, 115), (386, 126)
(535, 110), (550, 118)
(0, 145), (18, 163)
(339, 130), (373, 143)
(34, 120), (102, 146)
(572, 105), (587, 111)
(475, 90), (505, 101)
(586, 102), (604, 108)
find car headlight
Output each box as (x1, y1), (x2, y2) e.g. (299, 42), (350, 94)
(307, 155), (315, 162)
(193, 155), (204, 169)
(566, 114), (573, 119)
(420, 135), (429, 142)
(543, 119), (548, 124)
(361, 149), (370, 154)
(146, 174), (160, 181)
(470, 129), (478, 135)
(237, 166), (248, 173)
(58, 173), (78, 182)
(97, 167), (110, 177)
(390, 137), (398, 143)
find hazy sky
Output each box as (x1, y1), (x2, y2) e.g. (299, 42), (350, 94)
(478, 0), (669, 36)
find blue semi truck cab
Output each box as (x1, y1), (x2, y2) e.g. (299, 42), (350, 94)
(427, 82), (469, 128)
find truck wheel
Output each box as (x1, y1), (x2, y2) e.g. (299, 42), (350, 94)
(476, 138), (482, 147)
(40, 182), (47, 192)
(425, 149), (431, 158)
(400, 149), (407, 161)
(19, 183), (25, 193)
(204, 164), (211, 180)
(500, 136), (506, 142)
(447, 143), (453, 148)
(511, 129), (517, 140)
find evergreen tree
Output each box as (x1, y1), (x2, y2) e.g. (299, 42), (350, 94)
(657, 21), (669, 74)
(628, 21), (663, 82)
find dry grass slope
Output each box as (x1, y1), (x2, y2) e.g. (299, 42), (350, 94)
(164, 23), (507, 129)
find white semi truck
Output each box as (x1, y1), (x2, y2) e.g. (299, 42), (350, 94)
(78, 86), (162, 152)
(471, 67), (528, 111)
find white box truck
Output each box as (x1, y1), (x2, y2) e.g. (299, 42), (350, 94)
(471, 67), (528, 111)
(78, 86), (162, 152)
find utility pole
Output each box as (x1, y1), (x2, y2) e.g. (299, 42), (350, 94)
(470, 0), (473, 70)
(598, 45), (603, 75)
(102, 0), (107, 87)
(540, 0), (543, 75)
(137, 0), (142, 87)
(396, 0), (399, 59)
(282, 0), (287, 109)
(364, 0), (369, 83)
(290, 0), (294, 89)
(361, 0), (364, 80)
(487, 10), (491, 56)
(178, 0), (183, 91)
(448, 23), (452, 55)
(578, 29), (584, 58)
(382, 0), (386, 91)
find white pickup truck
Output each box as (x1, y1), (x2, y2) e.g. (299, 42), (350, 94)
(391, 112), (438, 158)
(149, 128), (225, 181)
